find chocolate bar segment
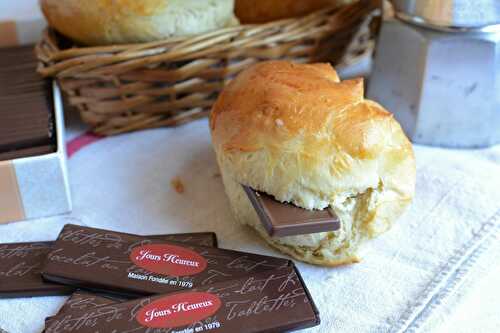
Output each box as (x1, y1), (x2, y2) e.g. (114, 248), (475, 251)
(56, 291), (122, 314)
(154, 232), (217, 248)
(97, 230), (217, 249)
(43, 292), (123, 333)
(43, 291), (121, 330)
(44, 266), (320, 333)
(53, 291), (121, 315)
(0, 232), (217, 299)
(42, 225), (291, 298)
(0, 242), (73, 298)
(0, 45), (56, 162)
(243, 186), (341, 237)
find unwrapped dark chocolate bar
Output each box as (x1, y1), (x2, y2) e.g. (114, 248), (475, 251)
(243, 186), (341, 237)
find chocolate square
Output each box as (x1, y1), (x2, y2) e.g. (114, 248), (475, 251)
(243, 186), (341, 237)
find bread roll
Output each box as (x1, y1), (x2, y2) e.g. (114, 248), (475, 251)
(235, 0), (343, 23)
(40, 0), (238, 46)
(210, 61), (416, 266)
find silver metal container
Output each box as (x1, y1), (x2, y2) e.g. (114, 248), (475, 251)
(392, 0), (500, 30)
(367, 0), (500, 148)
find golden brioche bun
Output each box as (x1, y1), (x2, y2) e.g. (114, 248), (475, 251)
(235, 0), (342, 23)
(210, 61), (416, 266)
(40, 0), (238, 45)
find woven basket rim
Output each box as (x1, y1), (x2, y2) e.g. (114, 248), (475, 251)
(42, 4), (349, 52)
(38, 0), (384, 59)
(35, 0), (382, 135)
(37, 0), (381, 79)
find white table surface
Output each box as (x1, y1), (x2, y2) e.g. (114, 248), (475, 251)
(0, 104), (498, 333)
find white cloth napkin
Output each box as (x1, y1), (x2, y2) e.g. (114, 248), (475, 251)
(0, 119), (499, 333)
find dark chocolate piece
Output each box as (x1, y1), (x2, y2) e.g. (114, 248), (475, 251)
(243, 186), (341, 237)
(44, 266), (320, 333)
(0, 232), (217, 299)
(0, 45), (56, 161)
(42, 224), (291, 298)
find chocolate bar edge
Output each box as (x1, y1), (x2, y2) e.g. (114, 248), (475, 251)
(0, 287), (73, 299)
(243, 185), (341, 237)
(293, 264), (321, 327)
(41, 272), (151, 299)
(243, 185), (276, 236)
(273, 219), (342, 238)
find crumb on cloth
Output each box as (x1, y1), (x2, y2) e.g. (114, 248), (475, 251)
(171, 177), (184, 194)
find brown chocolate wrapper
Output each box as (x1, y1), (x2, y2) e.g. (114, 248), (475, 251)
(44, 266), (320, 333)
(43, 291), (122, 331)
(0, 231), (217, 299)
(42, 224), (291, 298)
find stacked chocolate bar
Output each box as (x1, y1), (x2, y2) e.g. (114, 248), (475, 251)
(0, 225), (320, 332)
(0, 45), (55, 161)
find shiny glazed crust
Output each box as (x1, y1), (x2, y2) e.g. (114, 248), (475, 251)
(210, 61), (416, 266)
(235, 0), (343, 23)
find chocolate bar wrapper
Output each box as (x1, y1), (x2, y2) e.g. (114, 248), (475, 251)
(53, 291), (122, 314)
(0, 231), (217, 299)
(0, 242), (72, 298)
(43, 291), (122, 331)
(42, 225), (291, 298)
(45, 266), (320, 333)
(151, 232), (217, 248)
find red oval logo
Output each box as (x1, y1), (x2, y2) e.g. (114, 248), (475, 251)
(130, 244), (207, 276)
(136, 292), (221, 328)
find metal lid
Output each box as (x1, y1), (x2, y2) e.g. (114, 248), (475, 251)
(392, 0), (500, 30)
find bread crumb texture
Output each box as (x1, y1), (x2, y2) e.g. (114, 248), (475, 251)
(171, 177), (185, 194)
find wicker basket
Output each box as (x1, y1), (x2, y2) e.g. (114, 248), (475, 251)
(36, 0), (382, 136)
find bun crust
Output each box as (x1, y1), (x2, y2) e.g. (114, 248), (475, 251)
(235, 0), (341, 23)
(210, 61), (416, 266)
(40, 0), (238, 45)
